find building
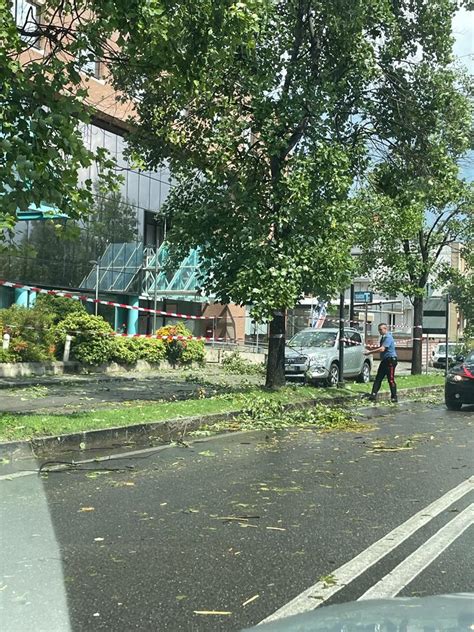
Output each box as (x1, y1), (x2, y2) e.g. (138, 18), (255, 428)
(1, 1), (248, 341)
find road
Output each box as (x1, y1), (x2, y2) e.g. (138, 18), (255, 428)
(1, 400), (473, 631)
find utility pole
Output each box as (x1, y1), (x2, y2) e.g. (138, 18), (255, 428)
(445, 294), (450, 377)
(349, 284), (355, 327)
(338, 291), (345, 387)
(89, 260), (100, 316)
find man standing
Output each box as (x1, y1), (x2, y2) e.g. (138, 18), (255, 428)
(365, 323), (398, 403)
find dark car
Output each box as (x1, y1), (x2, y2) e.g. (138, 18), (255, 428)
(445, 350), (474, 410)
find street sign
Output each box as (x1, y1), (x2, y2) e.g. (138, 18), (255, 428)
(354, 291), (373, 304)
(422, 297), (447, 335)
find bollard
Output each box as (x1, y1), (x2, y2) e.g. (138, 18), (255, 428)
(63, 334), (73, 362)
(2, 333), (10, 351)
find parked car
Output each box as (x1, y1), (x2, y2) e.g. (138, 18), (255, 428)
(445, 350), (474, 410)
(431, 343), (460, 369)
(285, 328), (372, 386)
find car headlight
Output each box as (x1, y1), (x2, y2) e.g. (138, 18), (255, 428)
(448, 374), (466, 382)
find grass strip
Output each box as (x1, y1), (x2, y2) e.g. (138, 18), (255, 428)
(0, 374), (444, 442)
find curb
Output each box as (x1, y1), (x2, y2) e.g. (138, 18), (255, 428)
(0, 385), (442, 458)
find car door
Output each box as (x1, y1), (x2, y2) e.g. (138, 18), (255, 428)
(343, 330), (362, 376)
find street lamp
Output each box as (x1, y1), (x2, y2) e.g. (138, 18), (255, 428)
(89, 260), (100, 316)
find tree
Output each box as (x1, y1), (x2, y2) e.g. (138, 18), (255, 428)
(105, 0), (472, 387)
(356, 59), (473, 373)
(440, 247), (474, 345)
(0, 0), (116, 232)
(358, 180), (473, 372)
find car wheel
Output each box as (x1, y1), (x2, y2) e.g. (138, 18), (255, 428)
(357, 361), (371, 384)
(326, 363), (339, 387)
(445, 397), (462, 411)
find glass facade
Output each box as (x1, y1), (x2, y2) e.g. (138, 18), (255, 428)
(0, 123), (173, 291)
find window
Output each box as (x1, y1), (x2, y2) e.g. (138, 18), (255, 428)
(79, 51), (103, 79)
(344, 331), (362, 347)
(388, 313), (396, 328)
(13, 0), (42, 49)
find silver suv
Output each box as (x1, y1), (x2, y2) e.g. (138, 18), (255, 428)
(285, 327), (372, 386)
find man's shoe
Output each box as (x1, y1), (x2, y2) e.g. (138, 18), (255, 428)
(368, 394), (377, 402)
(390, 398), (398, 404)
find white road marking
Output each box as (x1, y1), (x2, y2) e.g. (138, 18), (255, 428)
(359, 504), (474, 600)
(259, 476), (473, 624)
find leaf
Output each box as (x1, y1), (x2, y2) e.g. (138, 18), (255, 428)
(198, 450), (216, 457)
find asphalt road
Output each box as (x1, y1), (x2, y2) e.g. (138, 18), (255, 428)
(1, 401), (473, 632)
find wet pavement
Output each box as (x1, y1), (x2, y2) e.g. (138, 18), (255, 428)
(0, 401), (472, 631)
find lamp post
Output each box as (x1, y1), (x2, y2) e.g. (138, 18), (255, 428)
(445, 293), (450, 378)
(89, 260), (99, 316)
(338, 291), (345, 387)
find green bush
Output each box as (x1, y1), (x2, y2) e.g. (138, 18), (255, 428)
(181, 339), (206, 365)
(222, 351), (265, 375)
(0, 348), (17, 363)
(110, 337), (140, 365)
(0, 305), (55, 362)
(156, 323), (205, 366)
(54, 313), (114, 365)
(35, 294), (86, 324)
(109, 337), (167, 366)
(134, 338), (166, 364)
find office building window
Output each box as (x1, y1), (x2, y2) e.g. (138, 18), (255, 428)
(80, 53), (103, 80)
(13, 0), (42, 49)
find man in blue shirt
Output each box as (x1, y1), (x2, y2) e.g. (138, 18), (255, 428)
(365, 323), (398, 403)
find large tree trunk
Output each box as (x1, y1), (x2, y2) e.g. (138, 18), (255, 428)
(265, 309), (286, 389)
(411, 295), (424, 375)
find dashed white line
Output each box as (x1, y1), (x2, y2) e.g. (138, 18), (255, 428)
(259, 476), (473, 624)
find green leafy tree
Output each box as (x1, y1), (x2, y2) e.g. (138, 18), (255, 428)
(0, 0), (117, 232)
(356, 59), (473, 373)
(439, 248), (474, 346)
(105, 0), (472, 387)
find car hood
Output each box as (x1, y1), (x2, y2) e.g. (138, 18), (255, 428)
(285, 346), (333, 360)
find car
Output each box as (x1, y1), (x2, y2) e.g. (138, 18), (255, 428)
(284, 327), (372, 386)
(444, 350), (474, 410)
(431, 342), (460, 369)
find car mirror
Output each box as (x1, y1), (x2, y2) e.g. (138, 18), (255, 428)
(455, 354), (465, 363)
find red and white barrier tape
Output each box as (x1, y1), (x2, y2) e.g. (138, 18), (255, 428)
(0, 322), (229, 342)
(0, 279), (209, 321)
(0, 279), (426, 333)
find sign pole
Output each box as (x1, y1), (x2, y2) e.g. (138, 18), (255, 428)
(338, 292), (345, 387)
(349, 284), (355, 327)
(445, 294), (450, 377)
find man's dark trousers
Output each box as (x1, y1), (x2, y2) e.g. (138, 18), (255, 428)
(371, 357), (398, 401)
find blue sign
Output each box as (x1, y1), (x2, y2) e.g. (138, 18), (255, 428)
(354, 291), (373, 304)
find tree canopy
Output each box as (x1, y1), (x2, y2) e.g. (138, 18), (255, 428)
(0, 0), (117, 232)
(102, 0), (472, 384)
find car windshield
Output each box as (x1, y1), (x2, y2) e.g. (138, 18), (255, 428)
(289, 330), (337, 348)
(437, 344), (457, 353)
(466, 350), (474, 363)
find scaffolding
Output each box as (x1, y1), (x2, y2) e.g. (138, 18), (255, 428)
(80, 242), (206, 301)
